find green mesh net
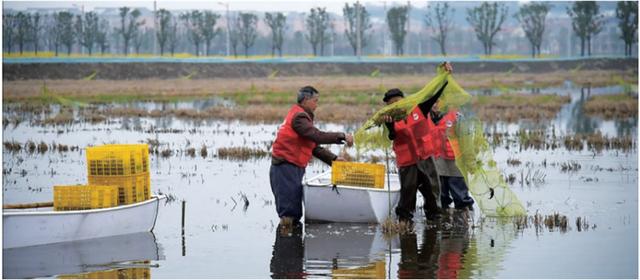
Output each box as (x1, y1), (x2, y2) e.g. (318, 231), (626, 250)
(354, 65), (526, 217)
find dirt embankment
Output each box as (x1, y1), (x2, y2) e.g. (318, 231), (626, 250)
(2, 58), (637, 80)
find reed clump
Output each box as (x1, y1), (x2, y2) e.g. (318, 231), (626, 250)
(382, 217), (415, 238)
(513, 212), (575, 233)
(560, 161), (581, 172)
(517, 129), (546, 150)
(186, 147), (196, 157)
(217, 147), (268, 160)
(200, 145), (208, 158)
(506, 158), (521, 166)
(3, 141), (22, 152)
(41, 111), (74, 125)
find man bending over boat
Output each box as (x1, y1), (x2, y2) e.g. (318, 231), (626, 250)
(270, 86), (354, 227)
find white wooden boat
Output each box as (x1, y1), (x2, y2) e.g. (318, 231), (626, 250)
(3, 231), (163, 278)
(304, 171), (401, 223)
(3, 195), (166, 249)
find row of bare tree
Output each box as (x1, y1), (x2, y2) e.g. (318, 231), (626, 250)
(3, 1), (637, 58)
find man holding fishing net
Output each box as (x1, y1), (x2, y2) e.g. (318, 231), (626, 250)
(270, 86), (354, 227)
(382, 62), (473, 223)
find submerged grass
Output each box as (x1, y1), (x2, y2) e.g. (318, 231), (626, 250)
(381, 217), (415, 238)
(474, 93), (571, 123)
(217, 147), (268, 160)
(583, 93), (638, 120)
(490, 130), (635, 153)
(512, 212), (594, 233)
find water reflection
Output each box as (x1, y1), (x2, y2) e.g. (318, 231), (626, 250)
(566, 85), (600, 134)
(304, 223), (395, 278)
(269, 223), (396, 278)
(58, 264), (152, 279)
(270, 222), (305, 278)
(398, 212), (471, 279)
(2, 232), (163, 279)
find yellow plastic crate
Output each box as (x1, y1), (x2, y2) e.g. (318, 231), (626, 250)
(88, 173), (150, 205)
(331, 161), (385, 189)
(53, 185), (119, 211)
(87, 144), (149, 176)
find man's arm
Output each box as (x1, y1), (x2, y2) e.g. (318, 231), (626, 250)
(417, 81), (448, 116)
(293, 112), (346, 144)
(312, 146), (338, 166)
(384, 121), (396, 140)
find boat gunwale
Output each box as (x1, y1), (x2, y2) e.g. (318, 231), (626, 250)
(3, 195), (165, 217)
(304, 172), (401, 192)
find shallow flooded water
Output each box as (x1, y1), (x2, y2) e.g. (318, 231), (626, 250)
(2, 84), (638, 278)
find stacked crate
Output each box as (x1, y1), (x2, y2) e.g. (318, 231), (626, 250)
(87, 144), (150, 205)
(53, 185), (119, 211)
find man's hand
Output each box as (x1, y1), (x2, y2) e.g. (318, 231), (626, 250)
(344, 134), (354, 147)
(383, 115), (394, 123)
(335, 156), (346, 161)
(442, 61), (453, 73)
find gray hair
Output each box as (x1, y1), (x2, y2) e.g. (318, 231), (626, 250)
(297, 86), (319, 104)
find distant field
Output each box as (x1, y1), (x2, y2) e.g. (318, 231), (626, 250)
(3, 70), (637, 104)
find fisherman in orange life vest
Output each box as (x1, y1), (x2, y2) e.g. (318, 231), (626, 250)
(270, 86), (354, 226)
(382, 62), (453, 222)
(430, 99), (475, 211)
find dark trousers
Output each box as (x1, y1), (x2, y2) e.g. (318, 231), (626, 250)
(269, 162), (305, 222)
(395, 159), (442, 221)
(440, 176), (474, 209)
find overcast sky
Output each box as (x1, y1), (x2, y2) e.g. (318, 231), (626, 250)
(4, 0), (358, 13)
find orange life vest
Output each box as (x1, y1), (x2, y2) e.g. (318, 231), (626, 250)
(392, 114), (420, 167)
(271, 105), (317, 168)
(412, 109), (458, 160)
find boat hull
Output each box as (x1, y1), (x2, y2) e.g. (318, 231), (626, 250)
(304, 172), (400, 223)
(3, 196), (164, 249)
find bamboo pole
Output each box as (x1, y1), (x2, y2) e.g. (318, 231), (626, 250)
(3, 202), (54, 209)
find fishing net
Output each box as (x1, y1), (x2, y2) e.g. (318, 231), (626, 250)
(354, 64), (526, 217)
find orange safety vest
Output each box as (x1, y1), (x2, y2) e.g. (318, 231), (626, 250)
(412, 109), (459, 160)
(271, 105), (317, 168)
(392, 116), (420, 167)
